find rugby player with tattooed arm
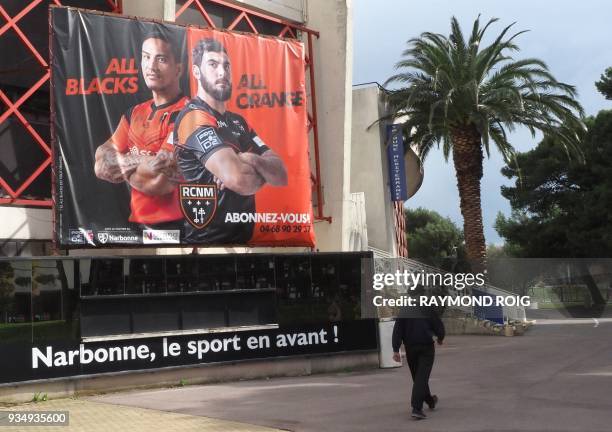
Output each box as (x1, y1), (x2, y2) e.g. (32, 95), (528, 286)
(94, 28), (187, 229)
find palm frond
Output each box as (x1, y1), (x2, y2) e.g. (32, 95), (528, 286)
(381, 15), (585, 169)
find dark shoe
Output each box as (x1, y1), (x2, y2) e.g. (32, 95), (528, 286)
(427, 395), (438, 410)
(411, 409), (427, 420)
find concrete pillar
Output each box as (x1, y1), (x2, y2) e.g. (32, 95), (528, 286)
(122, 0), (175, 21)
(350, 86), (396, 254)
(306, 0), (353, 252)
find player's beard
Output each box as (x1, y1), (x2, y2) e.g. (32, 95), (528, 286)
(201, 74), (232, 102)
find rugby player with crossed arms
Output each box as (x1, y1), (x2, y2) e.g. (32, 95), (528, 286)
(173, 38), (287, 244)
(94, 28), (187, 230)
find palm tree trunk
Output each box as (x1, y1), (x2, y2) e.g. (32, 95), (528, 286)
(451, 126), (486, 270)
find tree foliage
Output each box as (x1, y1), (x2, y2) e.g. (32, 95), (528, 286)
(0, 262), (15, 321)
(384, 15), (585, 266)
(496, 110), (612, 258)
(405, 207), (466, 270)
(595, 67), (612, 100)
(496, 110), (612, 305)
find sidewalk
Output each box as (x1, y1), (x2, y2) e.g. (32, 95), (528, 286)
(1, 398), (282, 432)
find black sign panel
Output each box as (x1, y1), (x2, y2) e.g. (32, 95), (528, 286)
(0, 321), (377, 384)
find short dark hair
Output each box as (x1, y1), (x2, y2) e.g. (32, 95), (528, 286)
(192, 38), (227, 68)
(142, 28), (181, 63)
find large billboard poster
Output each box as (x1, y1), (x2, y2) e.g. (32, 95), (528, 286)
(51, 7), (315, 248)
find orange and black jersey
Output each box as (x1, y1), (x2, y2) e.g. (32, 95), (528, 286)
(111, 95), (188, 224)
(173, 97), (270, 244)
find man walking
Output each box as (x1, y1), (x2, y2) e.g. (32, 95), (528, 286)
(392, 307), (445, 420)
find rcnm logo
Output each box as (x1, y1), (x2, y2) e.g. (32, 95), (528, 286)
(181, 185), (215, 198)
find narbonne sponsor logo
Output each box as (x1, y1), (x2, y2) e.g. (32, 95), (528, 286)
(97, 231), (139, 244)
(179, 184), (217, 229)
(143, 230), (180, 244)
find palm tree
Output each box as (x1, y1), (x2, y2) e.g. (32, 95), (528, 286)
(385, 16), (585, 269)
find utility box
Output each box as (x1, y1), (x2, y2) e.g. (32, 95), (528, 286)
(378, 318), (402, 368)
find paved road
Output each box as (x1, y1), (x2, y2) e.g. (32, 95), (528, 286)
(526, 304), (612, 319)
(93, 320), (612, 432)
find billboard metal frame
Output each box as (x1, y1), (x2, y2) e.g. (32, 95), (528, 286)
(0, 0), (121, 207)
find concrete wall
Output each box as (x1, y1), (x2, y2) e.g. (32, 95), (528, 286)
(0, 351), (378, 403)
(125, 0), (304, 23)
(350, 85), (395, 254)
(123, 0), (163, 18)
(123, 0), (173, 20)
(307, 0), (353, 252)
(235, 0), (305, 22)
(0, 207), (52, 240)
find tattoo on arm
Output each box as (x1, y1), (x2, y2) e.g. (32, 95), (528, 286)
(118, 153), (143, 179)
(94, 142), (125, 183)
(127, 150), (180, 196)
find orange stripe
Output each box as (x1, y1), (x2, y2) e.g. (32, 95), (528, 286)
(177, 110), (217, 143)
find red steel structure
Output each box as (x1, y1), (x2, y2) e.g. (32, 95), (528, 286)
(1, 0), (330, 222)
(176, 0), (329, 221)
(0, 0), (121, 207)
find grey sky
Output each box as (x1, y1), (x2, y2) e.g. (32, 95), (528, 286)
(353, 0), (612, 244)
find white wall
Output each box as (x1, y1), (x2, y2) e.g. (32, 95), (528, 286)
(236, 0), (305, 22)
(350, 85), (396, 254)
(122, 0), (167, 19)
(306, 0), (353, 252)
(124, 0), (305, 23)
(0, 207), (52, 240)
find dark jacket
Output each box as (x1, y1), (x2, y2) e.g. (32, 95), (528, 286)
(392, 312), (445, 351)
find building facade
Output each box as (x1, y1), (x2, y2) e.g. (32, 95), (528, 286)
(1, 0), (386, 256)
(0, 0), (416, 396)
